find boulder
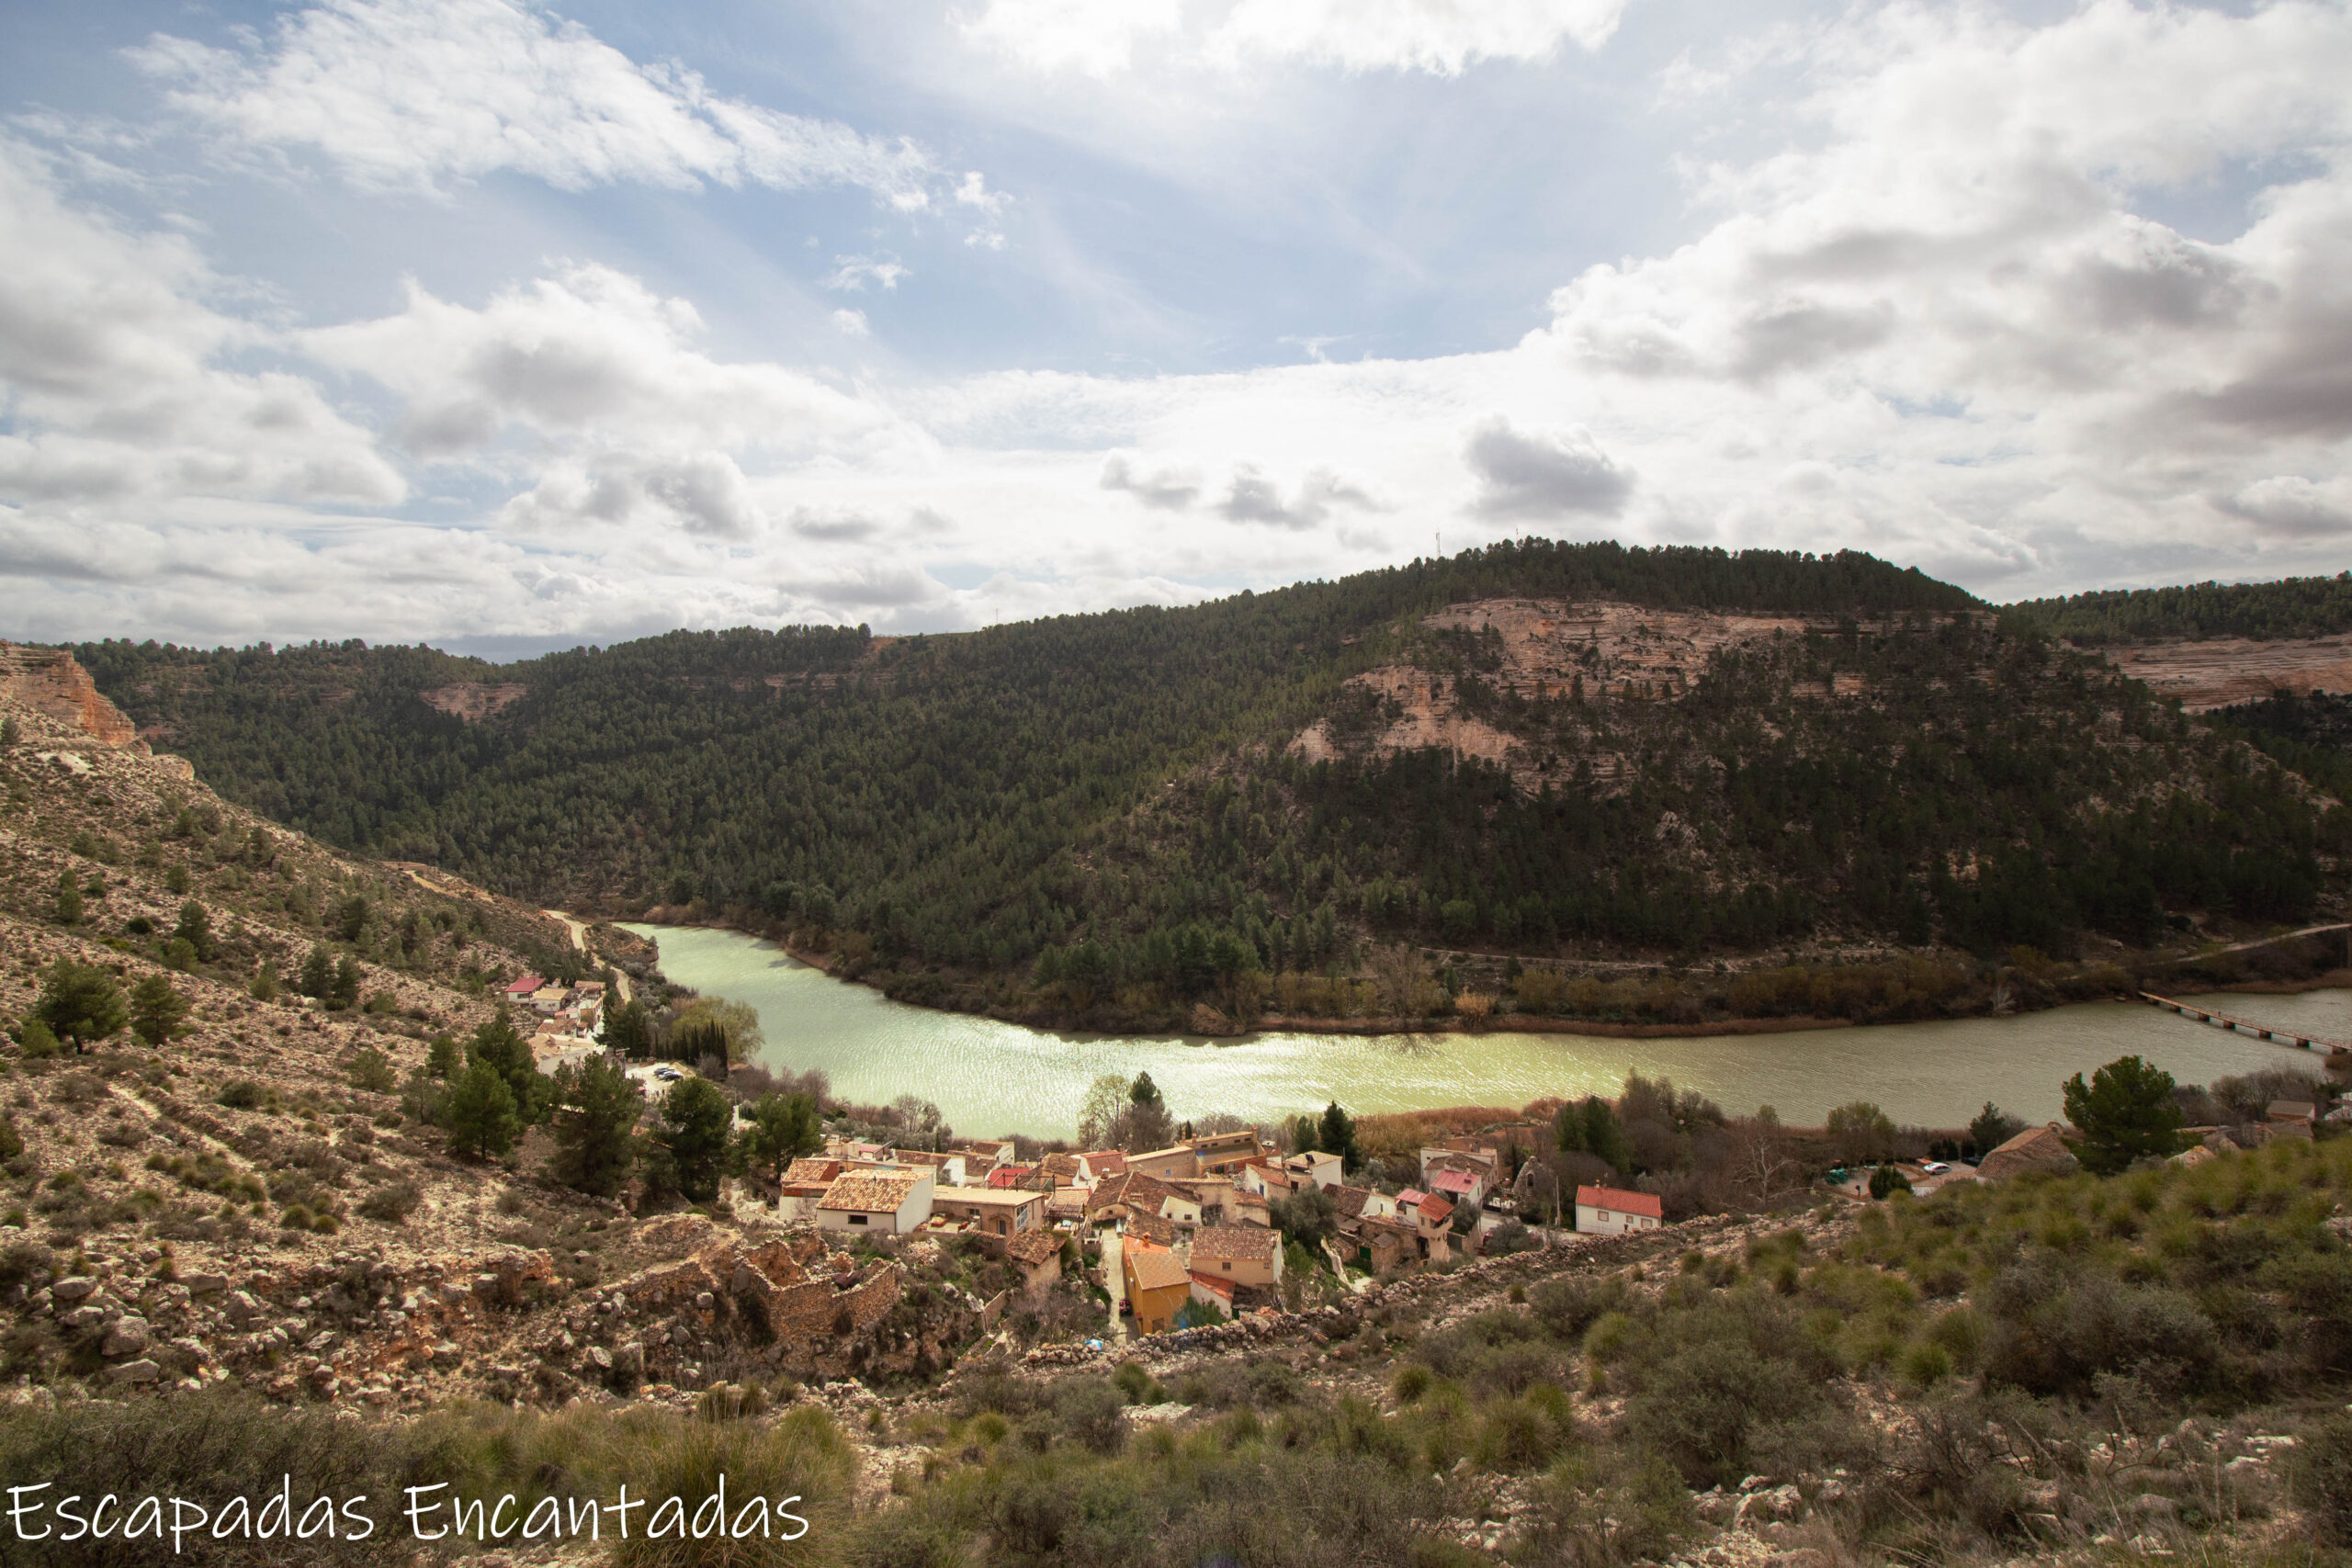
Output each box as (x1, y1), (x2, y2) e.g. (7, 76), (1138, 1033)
(101, 1317), (152, 1358)
(105, 1359), (162, 1384)
(51, 1277), (97, 1303)
(183, 1273), (228, 1296)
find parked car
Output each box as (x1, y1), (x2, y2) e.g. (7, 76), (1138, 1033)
(1919, 1160), (1951, 1175)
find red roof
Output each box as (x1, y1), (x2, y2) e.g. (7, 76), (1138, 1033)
(1418, 1194), (1454, 1223)
(1576, 1185), (1663, 1219)
(1430, 1169), (1480, 1196)
(1188, 1270), (1236, 1302)
(503, 975), (545, 995)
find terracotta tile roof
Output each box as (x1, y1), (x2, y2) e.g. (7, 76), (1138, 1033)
(1330, 1186), (1375, 1218)
(1575, 1184), (1662, 1219)
(1082, 1150), (1128, 1176)
(1193, 1225), (1279, 1263)
(1089, 1171), (1177, 1217)
(782, 1158), (843, 1186)
(1124, 1212), (1176, 1246)
(1418, 1194), (1455, 1223)
(935, 1185), (1043, 1207)
(1126, 1249), (1190, 1292)
(819, 1171), (924, 1213)
(1188, 1270), (1236, 1301)
(1005, 1231), (1064, 1266)
(1041, 1153), (1083, 1179)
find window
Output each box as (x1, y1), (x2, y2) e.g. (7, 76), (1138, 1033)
(849, 1213), (868, 1226)
(1221, 1260), (1230, 1272)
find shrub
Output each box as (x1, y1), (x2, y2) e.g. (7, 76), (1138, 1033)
(1531, 1276), (1628, 1343)
(346, 1046), (397, 1093)
(1981, 1253), (2217, 1397)
(2294, 1411), (2352, 1547)
(1623, 1338), (1824, 1487)
(216, 1080), (265, 1110)
(1048, 1375), (1128, 1456)
(356, 1179), (422, 1224)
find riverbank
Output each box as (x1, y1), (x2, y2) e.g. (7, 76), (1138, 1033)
(611, 909), (2352, 1046)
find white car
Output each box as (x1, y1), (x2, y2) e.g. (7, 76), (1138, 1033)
(1919, 1160), (1950, 1175)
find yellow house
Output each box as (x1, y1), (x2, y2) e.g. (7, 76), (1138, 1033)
(1124, 1246), (1192, 1335)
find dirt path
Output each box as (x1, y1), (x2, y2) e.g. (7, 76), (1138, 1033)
(544, 908), (629, 1002)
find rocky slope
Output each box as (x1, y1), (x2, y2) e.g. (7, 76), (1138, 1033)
(0, 651), (960, 1412)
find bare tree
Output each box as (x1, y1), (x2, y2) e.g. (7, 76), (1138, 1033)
(1368, 943), (1430, 1031)
(1728, 1117), (1802, 1211)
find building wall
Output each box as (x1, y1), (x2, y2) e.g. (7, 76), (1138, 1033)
(1575, 1202), (1658, 1235)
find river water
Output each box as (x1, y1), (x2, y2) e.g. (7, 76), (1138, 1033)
(624, 925), (2343, 1140)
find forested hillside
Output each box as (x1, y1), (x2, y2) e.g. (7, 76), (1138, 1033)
(2004, 572), (2352, 644)
(69, 542), (2349, 1031)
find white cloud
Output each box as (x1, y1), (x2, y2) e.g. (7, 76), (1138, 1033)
(0, 139), (401, 513)
(831, 308), (871, 336)
(822, 254), (910, 292)
(966, 0), (1628, 77)
(130, 0), (939, 205)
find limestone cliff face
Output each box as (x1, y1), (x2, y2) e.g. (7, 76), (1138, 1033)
(0, 642), (195, 779)
(0, 643), (142, 747)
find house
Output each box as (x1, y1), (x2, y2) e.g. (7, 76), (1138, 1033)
(1978, 1122), (2081, 1181)
(816, 1169), (934, 1235)
(959, 1139), (1016, 1172)
(1428, 1167), (1487, 1208)
(1189, 1129), (1263, 1174)
(1081, 1150), (1129, 1180)
(988, 1163), (1046, 1190)
(1238, 1159), (1305, 1201)
(502, 975), (545, 1000)
(1124, 1247), (1193, 1334)
(776, 1158), (844, 1222)
(1230, 1191), (1272, 1228)
(890, 1150), (971, 1187)
(1282, 1150), (1342, 1191)
(825, 1138), (891, 1162)
(1040, 1153), (1088, 1187)
(1003, 1230), (1067, 1296)
(1421, 1146), (1498, 1183)
(1193, 1225), (1283, 1288)
(932, 1186), (1047, 1252)
(1128, 1145), (1201, 1181)
(1410, 1193), (1456, 1260)
(1575, 1184), (1663, 1235)
(1088, 1171), (1180, 1223)
(1352, 1214), (1413, 1275)
(1157, 1187), (1205, 1229)
(1330, 1186), (1397, 1223)
(529, 984), (572, 1015)
(1187, 1269), (1237, 1320)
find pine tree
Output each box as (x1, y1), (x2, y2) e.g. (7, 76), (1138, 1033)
(331, 955), (361, 1010)
(300, 945), (334, 998)
(129, 975), (189, 1045)
(546, 1057), (643, 1198)
(425, 1032), (459, 1080)
(33, 960), (127, 1052)
(173, 900), (215, 963)
(2063, 1055), (2184, 1174)
(52, 870), (82, 927)
(468, 1009), (544, 1122)
(653, 1077), (735, 1203)
(444, 1063), (521, 1160)
(741, 1091), (823, 1185)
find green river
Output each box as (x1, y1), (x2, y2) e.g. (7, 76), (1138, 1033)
(624, 925), (2342, 1140)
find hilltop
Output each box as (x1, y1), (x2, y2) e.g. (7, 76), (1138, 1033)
(61, 543), (2348, 1033)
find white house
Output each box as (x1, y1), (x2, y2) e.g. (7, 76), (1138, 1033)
(817, 1169), (935, 1236)
(1575, 1184), (1663, 1235)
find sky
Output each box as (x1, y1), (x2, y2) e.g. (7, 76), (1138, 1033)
(1, 0), (2349, 654)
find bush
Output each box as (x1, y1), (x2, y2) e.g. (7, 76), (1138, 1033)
(346, 1046), (397, 1093)
(356, 1179), (422, 1224)
(1531, 1276), (1627, 1342)
(2294, 1410), (2352, 1547)
(1980, 1253), (2217, 1397)
(216, 1080), (265, 1110)
(1623, 1335), (1826, 1486)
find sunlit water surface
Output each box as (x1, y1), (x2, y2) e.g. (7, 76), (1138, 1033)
(625, 925), (2342, 1140)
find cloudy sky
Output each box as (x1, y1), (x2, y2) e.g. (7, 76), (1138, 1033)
(2, 0), (2349, 652)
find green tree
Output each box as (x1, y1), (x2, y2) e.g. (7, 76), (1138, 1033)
(741, 1091), (823, 1186)
(666, 996), (762, 1064)
(444, 1062), (521, 1161)
(652, 1076), (735, 1203)
(34, 960), (127, 1052)
(546, 1057), (643, 1198)
(469, 1009), (544, 1122)
(1317, 1101), (1360, 1172)
(601, 998), (653, 1058)
(0, 716), (17, 748)
(1868, 1163), (1912, 1200)
(1968, 1100), (2024, 1158)
(338, 895), (369, 943)
(52, 870), (82, 927)
(424, 1032), (459, 1080)
(1271, 1184), (1338, 1250)
(128, 974), (188, 1045)
(248, 958), (280, 1002)
(1555, 1095), (1631, 1170)
(1826, 1100), (1897, 1165)
(299, 945), (333, 999)
(2063, 1055), (2184, 1174)
(172, 900), (215, 963)
(1290, 1115), (1319, 1156)
(164, 938), (197, 973)
(330, 955), (361, 1010)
